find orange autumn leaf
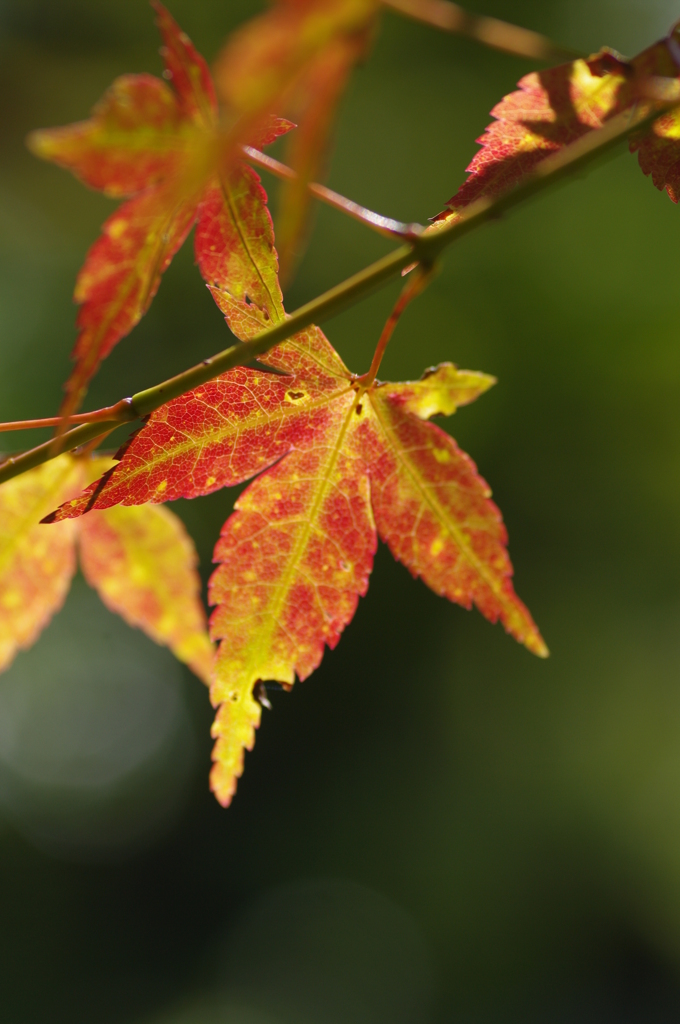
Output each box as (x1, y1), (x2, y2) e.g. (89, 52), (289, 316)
(26, 0), (382, 422)
(215, 0), (377, 119)
(0, 455), (212, 683)
(26, 2), (292, 422)
(49, 347), (546, 806)
(432, 26), (680, 224)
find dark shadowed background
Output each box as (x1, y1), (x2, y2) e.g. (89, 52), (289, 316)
(2, 0), (680, 1020)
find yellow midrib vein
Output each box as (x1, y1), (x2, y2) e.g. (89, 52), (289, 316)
(238, 391), (359, 687)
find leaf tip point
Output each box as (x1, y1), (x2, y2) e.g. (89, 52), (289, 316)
(529, 636), (549, 658)
(25, 130), (48, 158)
(209, 766), (237, 808)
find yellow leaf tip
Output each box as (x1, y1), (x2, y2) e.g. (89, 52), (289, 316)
(528, 635), (549, 658)
(26, 129), (50, 157)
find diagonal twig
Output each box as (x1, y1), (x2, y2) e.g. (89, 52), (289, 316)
(242, 145), (424, 240)
(383, 0), (583, 63)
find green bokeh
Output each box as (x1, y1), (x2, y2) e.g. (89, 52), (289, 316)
(2, 1), (680, 1021)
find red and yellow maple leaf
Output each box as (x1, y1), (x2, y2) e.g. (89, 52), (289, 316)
(49, 346), (546, 806)
(26, 0), (385, 419)
(27, 2), (292, 422)
(46, 129), (547, 806)
(432, 26), (680, 223)
(0, 454), (213, 681)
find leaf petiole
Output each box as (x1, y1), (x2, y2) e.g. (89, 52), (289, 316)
(0, 399), (136, 434)
(356, 263), (436, 389)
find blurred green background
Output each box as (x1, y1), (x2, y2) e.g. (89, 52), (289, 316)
(2, 0), (680, 1020)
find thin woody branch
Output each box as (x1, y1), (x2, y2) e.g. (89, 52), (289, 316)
(383, 0), (583, 63)
(242, 145), (424, 240)
(0, 95), (674, 487)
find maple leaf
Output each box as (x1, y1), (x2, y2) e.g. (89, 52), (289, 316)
(0, 454), (213, 681)
(48, 346), (546, 804)
(26, 2), (292, 422)
(432, 27), (680, 223)
(48, 193), (546, 808)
